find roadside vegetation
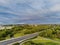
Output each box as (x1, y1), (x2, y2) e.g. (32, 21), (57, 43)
(22, 29), (60, 45)
(0, 24), (60, 45)
(21, 24), (60, 45)
(12, 42), (20, 45)
(0, 24), (50, 41)
(22, 36), (60, 45)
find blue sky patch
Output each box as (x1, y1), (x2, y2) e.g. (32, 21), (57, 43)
(0, 0), (60, 24)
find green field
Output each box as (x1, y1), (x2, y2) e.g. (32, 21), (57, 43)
(22, 36), (60, 45)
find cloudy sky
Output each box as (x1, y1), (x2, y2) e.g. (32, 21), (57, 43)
(0, 0), (60, 24)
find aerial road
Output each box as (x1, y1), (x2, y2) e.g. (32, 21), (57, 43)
(0, 33), (39, 45)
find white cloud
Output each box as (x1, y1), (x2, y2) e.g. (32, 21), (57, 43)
(0, 0), (60, 24)
(50, 4), (60, 12)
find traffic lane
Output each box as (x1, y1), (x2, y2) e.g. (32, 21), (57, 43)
(0, 33), (38, 45)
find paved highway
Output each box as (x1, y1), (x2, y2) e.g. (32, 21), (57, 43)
(0, 33), (39, 45)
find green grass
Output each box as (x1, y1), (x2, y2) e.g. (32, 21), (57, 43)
(5, 33), (24, 39)
(23, 36), (60, 45)
(31, 36), (52, 43)
(14, 33), (24, 38)
(5, 35), (11, 39)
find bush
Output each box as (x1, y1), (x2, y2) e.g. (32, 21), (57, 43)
(12, 43), (20, 45)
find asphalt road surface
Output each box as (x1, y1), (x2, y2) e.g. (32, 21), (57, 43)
(0, 33), (39, 45)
